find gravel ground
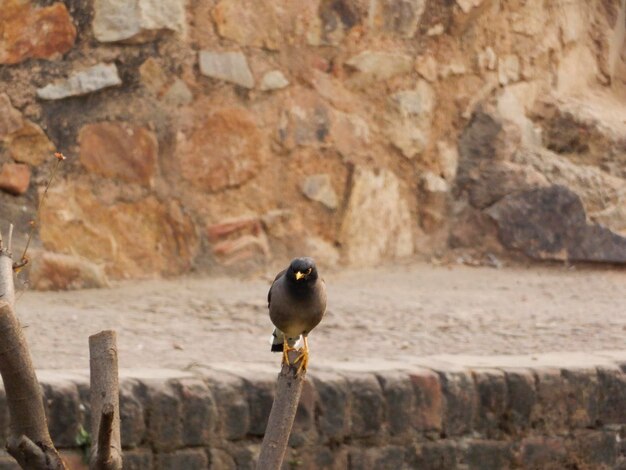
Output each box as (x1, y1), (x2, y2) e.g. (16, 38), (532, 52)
(14, 262), (626, 371)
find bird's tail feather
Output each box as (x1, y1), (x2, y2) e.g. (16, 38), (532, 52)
(269, 329), (301, 352)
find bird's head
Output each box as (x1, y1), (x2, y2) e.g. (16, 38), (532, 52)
(287, 257), (318, 283)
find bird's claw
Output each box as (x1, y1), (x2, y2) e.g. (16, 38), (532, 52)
(293, 348), (309, 375)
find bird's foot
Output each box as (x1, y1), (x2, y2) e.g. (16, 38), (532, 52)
(282, 346), (298, 366)
(293, 348), (309, 375)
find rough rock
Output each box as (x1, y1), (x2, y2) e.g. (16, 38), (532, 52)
(40, 182), (198, 278)
(368, 0), (426, 38)
(259, 70), (289, 91)
(329, 110), (371, 158)
(386, 81), (435, 159)
(28, 251), (110, 291)
(277, 88), (370, 156)
(467, 160), (549, 209)
(345, 51), (413, 86)
(93, 0), (187, 43)
(162, 79), (193, 106)
(5, 121), (56, 166)
(532, 93), (626, 179)
(177, 108), (264, 192)
(0, 94), (55, 166)
(212, 0), (280, 50)
(277, 92), (331, 149)
(339, 167), (413, 266)
(139, 57), (169, 95)
(487, 185), (626, 263)
(0, 1), (76, 64)
(36, 63), (122, 100)
(301, 174), (338, 210)
(419, 171), (449, 232)
(415, 55), (438, 82)
(306, 0), (361, 46)
(78, 122), (158, 186)
(198, 51), (254, 89)
(456, 110), (536, 206)
(0, 94), (23, 138)
(0, 163), (30, 195)
(207, 215), (270, 266)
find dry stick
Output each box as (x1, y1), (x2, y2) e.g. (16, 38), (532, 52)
(18, 154), (65, 270)
(0, 300), (66, 469)
(256, 350), (306, 470)
(89, 331), (122, 470)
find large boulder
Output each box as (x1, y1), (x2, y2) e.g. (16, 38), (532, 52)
(487, 185), (626, 263)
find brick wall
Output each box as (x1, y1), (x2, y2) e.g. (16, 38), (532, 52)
(1, 353), (626, 469)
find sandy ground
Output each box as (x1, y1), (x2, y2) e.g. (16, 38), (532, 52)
(13, 262), (626, 371)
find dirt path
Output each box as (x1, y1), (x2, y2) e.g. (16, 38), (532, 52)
(14, 262), (626, 371)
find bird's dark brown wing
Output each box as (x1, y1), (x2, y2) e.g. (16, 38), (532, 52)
(267, 269), (287, 308)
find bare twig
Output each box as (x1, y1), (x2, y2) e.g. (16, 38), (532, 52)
(89, 331), (122, 470)
(256, 350), (306, 470)
(16, 152), (65, 271)
(0, 301), (66, 470)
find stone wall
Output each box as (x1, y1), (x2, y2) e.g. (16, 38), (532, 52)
(1, 353), (626, 469)
(1, 0), (626, 287)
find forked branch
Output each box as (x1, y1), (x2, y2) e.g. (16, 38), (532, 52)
(89, 331), (122, 470)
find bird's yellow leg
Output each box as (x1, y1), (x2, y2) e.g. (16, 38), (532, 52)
(282, 339), (297, 365)
(293, 336), (309, 375)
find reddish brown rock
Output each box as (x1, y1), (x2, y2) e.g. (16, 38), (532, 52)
(39, 181), (199, 278)
(0, 162), (30, 195)
(78, 122), (158, 186)
(0, 93), (55, 166)
(207, 215), (269, 266)
(207, 215), (263, 242)
(0, 1), (76, 65)
(178, 108), (264, 192)
(29, 251), (110, 291)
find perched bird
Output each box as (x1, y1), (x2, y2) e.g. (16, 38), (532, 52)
(268, 257), (327, 374)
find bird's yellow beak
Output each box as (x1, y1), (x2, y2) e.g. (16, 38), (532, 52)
(295, 271), (305, 280)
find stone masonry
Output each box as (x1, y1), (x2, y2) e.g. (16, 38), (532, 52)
(0, 0), (626, 289)
(1, 353), (626, 469)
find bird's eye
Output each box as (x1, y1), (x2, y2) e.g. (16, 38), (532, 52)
(305, 268), (312, 275)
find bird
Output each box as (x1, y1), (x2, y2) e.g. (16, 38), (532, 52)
(267, 257), (327, 375)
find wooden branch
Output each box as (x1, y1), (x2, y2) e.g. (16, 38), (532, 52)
(256, 351), (306, 470)
(0, 300), (66, 470)
(89, 331), (122, 470)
